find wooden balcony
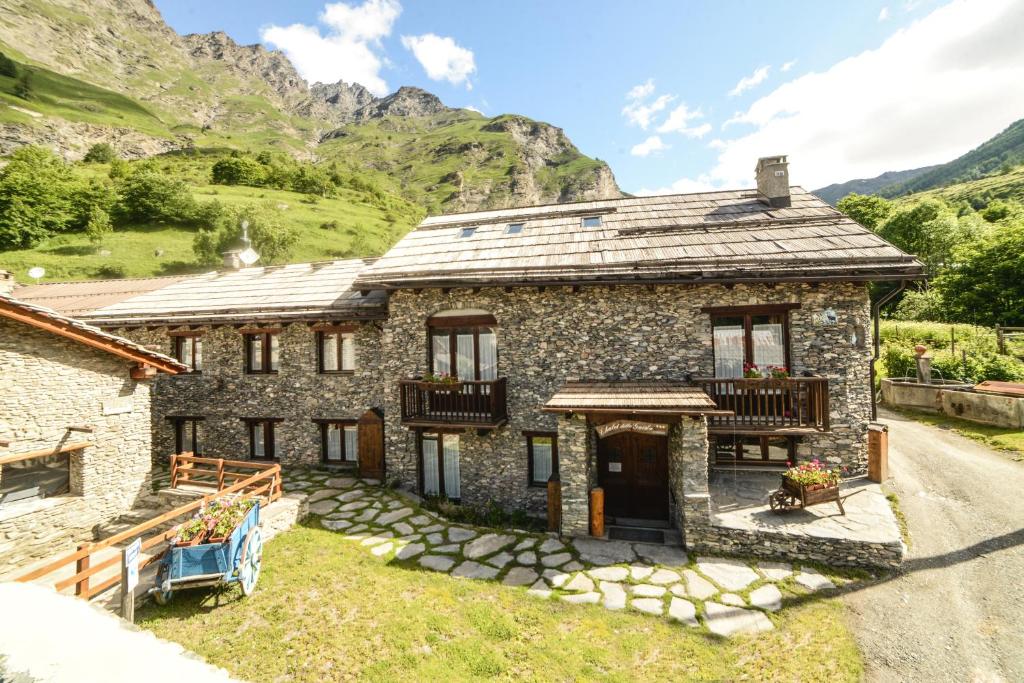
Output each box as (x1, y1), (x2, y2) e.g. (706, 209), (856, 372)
(693, 376), (830, 433)
(400, 378), (508, 429)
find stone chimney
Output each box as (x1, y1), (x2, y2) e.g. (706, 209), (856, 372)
(755, 155), (791, 208)
(222, 250), (242, 270)
(0, 270), (15, 296)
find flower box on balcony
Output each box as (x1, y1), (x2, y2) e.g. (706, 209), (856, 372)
(414, 380), (464, 393)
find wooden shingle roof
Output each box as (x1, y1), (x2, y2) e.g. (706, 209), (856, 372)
(354, 188), (925, 289)
(543, 381), (725, 416)
(15, 259), (387, 326)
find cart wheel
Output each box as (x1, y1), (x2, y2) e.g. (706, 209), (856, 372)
(239, 526), (263, 596)
(153, 563), (173, 605)
(769, 490), (795, 513)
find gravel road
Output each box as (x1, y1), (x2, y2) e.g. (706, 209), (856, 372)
(843, 409), (1024, 682)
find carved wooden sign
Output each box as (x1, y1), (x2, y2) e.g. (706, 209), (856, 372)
(595, 420), (669, 439)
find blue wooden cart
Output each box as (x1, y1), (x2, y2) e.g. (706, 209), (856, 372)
(151, 501), (263, 604)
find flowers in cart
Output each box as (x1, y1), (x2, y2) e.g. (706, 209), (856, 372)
(171, 497), (256, 546)
(783, 459), (842, 491)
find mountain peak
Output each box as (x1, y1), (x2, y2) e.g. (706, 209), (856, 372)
(354, 86), (449, 121)
(182, 31), (307, 101)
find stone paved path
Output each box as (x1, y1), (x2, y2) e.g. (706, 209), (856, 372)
(286, 469), (847, 637)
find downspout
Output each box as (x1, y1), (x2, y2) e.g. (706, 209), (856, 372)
(870, 280), (907, 420)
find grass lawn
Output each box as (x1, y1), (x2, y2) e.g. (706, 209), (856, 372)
(138, 520), (863, 682)
(889, 406), (1024, 459)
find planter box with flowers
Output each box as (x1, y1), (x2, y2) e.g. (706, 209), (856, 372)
(770, 459), (846, 514)
(414, 372), (463, 393)
(172, 497), (257, 547)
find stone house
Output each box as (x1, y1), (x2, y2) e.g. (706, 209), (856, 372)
(13, 157), (923, 559)
(0, 291), (185, 574)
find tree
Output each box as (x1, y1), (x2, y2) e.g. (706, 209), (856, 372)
(210, 157), (267, 186)
(83, 143), (116, 164)
(116, 170), (197, 224)
(0, 51), (17, 78)
(13, 70), (33, 100)
(193, 202), (297, 266)
(837, 193), (893, 231)
(0, 146), (74, 248)
(892, 288), (947, 322)
(84, 204), (113, 246)
(877, 198), (964, 276)
(935, 219), (1024, 326)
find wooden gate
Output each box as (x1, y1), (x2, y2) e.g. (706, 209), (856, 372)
(357, 408), (385, 480)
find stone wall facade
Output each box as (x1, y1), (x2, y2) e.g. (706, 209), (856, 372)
(0, 318), (154, 573)
(379, 282), (874, 516)
(120, 322), (384, 466)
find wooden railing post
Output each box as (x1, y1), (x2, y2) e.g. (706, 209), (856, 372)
(216, 458), (225, 490)
(75, 542), (91, 597)
(546, 473), (561, 533)
(169, 454), (178, 488)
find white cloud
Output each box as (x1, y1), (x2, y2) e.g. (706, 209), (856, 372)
(656, 0), (1024, 192)
(637, 174), (720, 196)
(623, 93), (674, 129)
(878, 6), (891, 21)
(728, 65), (770, 97)
(401, 33), (476, 88)
(626, 79), (656, 101)
(631, 135), (670, 157)
(780, 59), (797, 72)
(261, 0), (400, 95)
(657, 104), (711, 138)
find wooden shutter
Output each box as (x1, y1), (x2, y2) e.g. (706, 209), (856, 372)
(357, 408), (385, 480)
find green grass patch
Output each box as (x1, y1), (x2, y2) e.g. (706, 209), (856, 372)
(884, 490), (912, 547)
(138, 521), (863, 682)
(889, 406), (1024, 459)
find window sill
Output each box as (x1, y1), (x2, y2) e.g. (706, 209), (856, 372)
(0, 494), (79, 523)
(319, 370), (356, 376)
(245, 371), (280, 376)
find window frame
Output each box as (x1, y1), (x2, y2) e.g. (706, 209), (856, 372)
(581, 215), (602, 227)
(426, 314), (498, 381)
(312, 418), (359, 464)
(712, 434), (797, 465)
(315, 327), (356, 374)
(170, 416), (204, 455)
(525, 431), (558, 487)
(417, 430), (461, 501)
(505, 222), (525, 234)
(458, 226), (477, 238)
(243, 418), (282, 461)
(703, 304), (798, 375)
(243, 329), (280, 375)
(170, 332), (203, 373)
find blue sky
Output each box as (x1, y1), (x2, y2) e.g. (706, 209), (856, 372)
(154, 0), (1024, 194)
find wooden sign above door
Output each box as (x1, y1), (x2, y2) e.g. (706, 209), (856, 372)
(595, 420), (670, 439)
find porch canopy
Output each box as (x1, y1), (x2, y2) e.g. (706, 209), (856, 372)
(542, 380), (731, 417)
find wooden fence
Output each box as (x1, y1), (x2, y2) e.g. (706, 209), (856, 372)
(15, 456), (281, 600)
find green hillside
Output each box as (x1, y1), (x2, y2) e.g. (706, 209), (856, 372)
(882, 118), (1024, 198)
(894, 163), (1024, 207)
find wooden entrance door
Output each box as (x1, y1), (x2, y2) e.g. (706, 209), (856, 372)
(597, 432), (669, 521)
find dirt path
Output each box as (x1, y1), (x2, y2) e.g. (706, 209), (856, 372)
(843, 409), (1024, 682)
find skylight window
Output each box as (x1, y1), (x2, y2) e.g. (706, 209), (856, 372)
(505, 222), (525, 235)
(581, 216), (602, 228)
(458, 227), (477, 238)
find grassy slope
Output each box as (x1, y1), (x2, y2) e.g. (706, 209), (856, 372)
(893, 164), (1024, 205)
(139, 521), (862, 682)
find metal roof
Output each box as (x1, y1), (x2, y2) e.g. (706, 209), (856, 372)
(354, 188), (925, 288)
(543, 380), (724, 415)
(14, 259), (387, 326)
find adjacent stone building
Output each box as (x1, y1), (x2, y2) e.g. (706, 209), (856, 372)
(0, 293), (184, 574)
(12, 157), (924, 566)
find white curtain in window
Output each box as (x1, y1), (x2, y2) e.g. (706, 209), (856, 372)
(269, 336), (280, 370)
(326, 424), (342, 461)
(456, 333), (475, 381)
(422, 437), (440, 495)
(322, 334), (338, 371)
(193, 339), (203, 371)
(478, 330), (497, 380)
(431, 333), (451, 375)
(532, 438), (552, 484)
(342, 333), (356, 370)
(180, 339), (193, 368)
(253, 423), (265, 458)
(344, 425), (358, 462)
(752, 323), (785, 367)
(443, 434), (461, 499)
(250, 336), (263, 371)
(713, 325), (744, 378)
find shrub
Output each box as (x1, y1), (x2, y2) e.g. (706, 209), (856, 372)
(193, 201), (297, 266)
(84, 205), (113, 246)
(0, 51), (17, 78)
(83, 143), (116, 164)
(211, 156), (267, 186)
(0, 146), (74, 249)
(13, 70), (32, 99)
(881, 345), (915, 379)
(116, 170), (197, 224)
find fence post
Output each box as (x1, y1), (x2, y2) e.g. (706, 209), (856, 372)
(546, 473), (561, 533)
(74, 542), (90, 597)
(996, 325), (1005, 354)
(589, 487), (605, 538)
(950, 326), (956, 355)
(217, 458), (225, 490)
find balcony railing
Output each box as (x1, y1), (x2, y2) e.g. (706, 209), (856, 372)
(400, 378), (508, 429)
(693, 376), (830, 432)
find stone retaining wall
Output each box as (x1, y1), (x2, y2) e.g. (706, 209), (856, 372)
(0, 318), (154, 573)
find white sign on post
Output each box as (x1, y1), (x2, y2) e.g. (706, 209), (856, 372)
(124, 537), (141, 592)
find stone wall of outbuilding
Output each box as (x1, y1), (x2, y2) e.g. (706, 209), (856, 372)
(379, 281), (875, 516)
(120, 322), (384, 466)
(0, 318), (154, 574)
